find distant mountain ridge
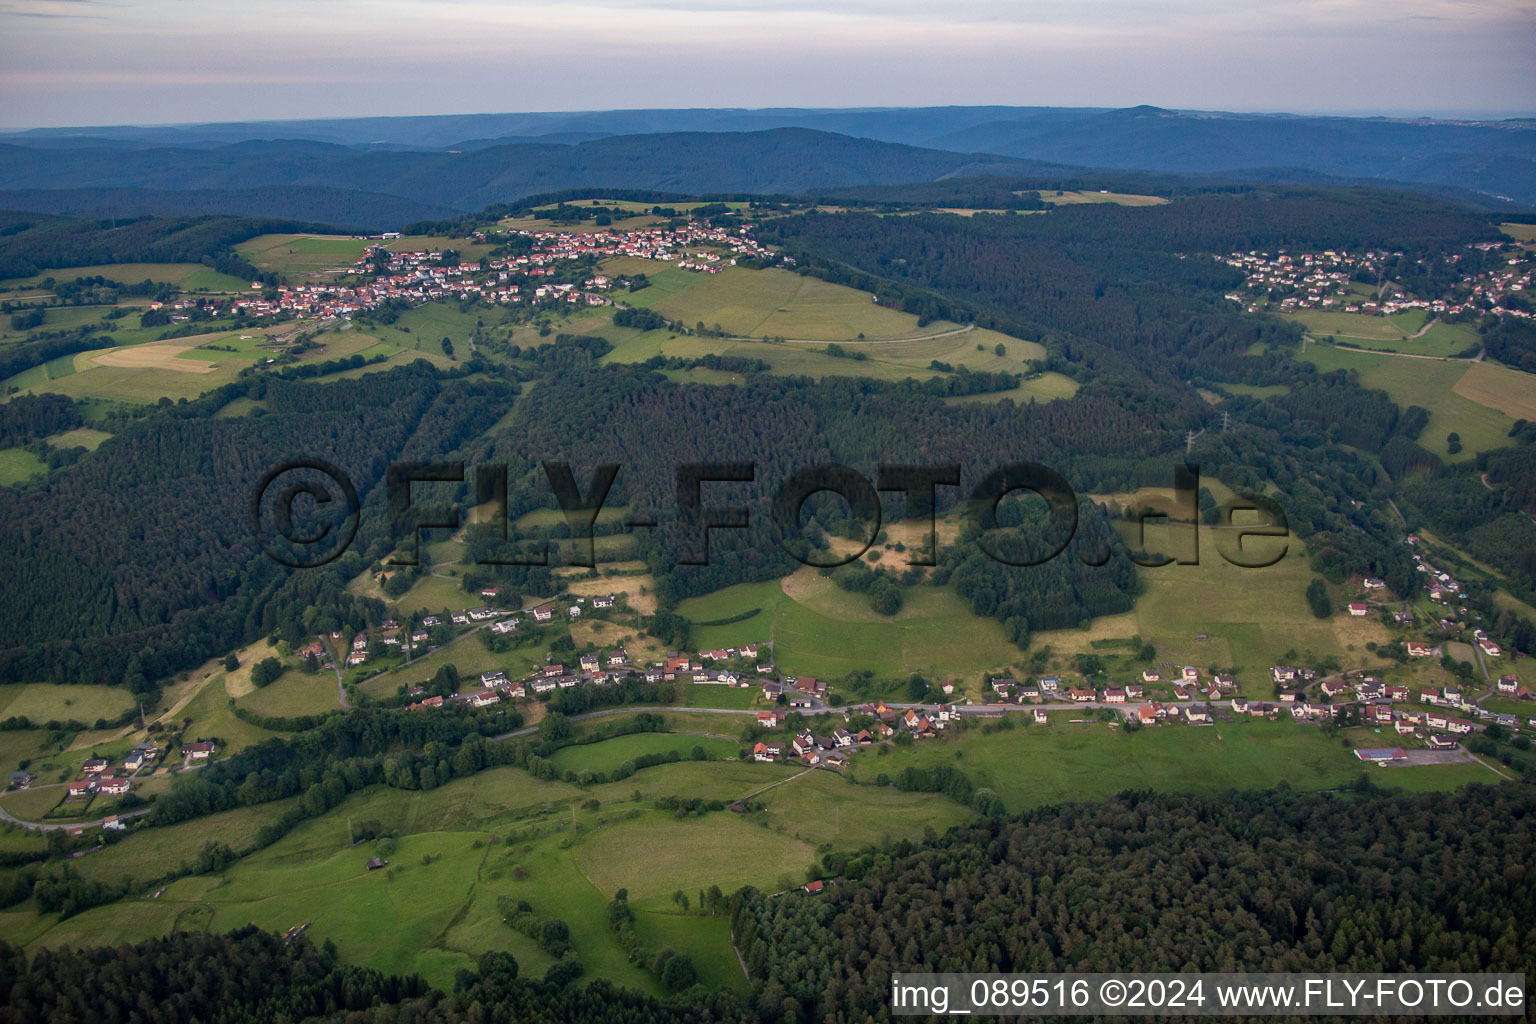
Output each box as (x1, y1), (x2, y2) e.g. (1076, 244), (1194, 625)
(1, 106), (1531, 229)
(0, 128), (1074, 227)
(0, 185), (457, 230)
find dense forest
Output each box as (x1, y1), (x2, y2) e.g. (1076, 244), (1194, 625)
(0, 210), (333, 280)
(734, 783), (1536, 1023)
(759, 189), (1496, 382)
(0, 363), (514, 687)
(3, 784), (1532, 1023)
(495, 364), (1152, 624)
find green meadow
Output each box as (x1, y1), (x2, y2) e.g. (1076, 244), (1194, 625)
(0, 263), (249, 293)
(0, 683), (136, 722)
(676, 574), (1025, 687)
(4, 710), (1497, 990)
(236, 234), (496, 282)
(676, 508), (1398, 699)
(586, 265), (1051, 397)
(234, 668), (343, 719)
(1299, 343), (1520, 459)
(1287, 309), (1479, 358)
(5, 325), (398, 405)
(847, 717), (1501, 813)
(44, 427), (114, 451)
(0, 448), (47, 486)
(7, 744), (967, 994)
(176, 674), (290, 755)
(235, 234), (374, 280)
(547, 733), (740, 774)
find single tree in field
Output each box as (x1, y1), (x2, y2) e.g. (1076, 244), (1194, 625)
(1306, 578), (1332, 619)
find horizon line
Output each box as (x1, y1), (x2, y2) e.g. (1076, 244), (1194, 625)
(3, 103), (1534, 135)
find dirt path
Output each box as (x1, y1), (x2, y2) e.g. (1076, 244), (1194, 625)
(1327, 341), (1482, 362)
(734, 323), (976, 346)
(737, 765), (818, 804)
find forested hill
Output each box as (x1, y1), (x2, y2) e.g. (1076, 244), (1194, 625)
(759, 187), (1498, 377)
(496, 365), (1150, 636)
(8, 105), (1531, 205)
(2, 784), (1531, 1024)
(0, 129), (1069, 223)
(734, 783), (1536, 1022)
(0, 186), (459, 237)
(0, 210), (347, 281)
(0, 364), (514, 691)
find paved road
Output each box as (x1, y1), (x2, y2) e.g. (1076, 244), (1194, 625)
(0, 762), (216, 831)
(322, 635), (352, 710)
(0, 800), (154, 832)
(342, 616), (500, 700)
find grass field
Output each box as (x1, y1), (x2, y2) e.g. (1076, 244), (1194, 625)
(237, 234), (494, 283)
(5, 325), (388, 404)
(0, 786), (66, 821)
(945, 372), (1079, 405)
(1299, 343), (1519, 459)
(44, 427), (114, 451)
(8, 754), (880, 993)
(1042, 190), (1168, 206)
(389, 574), (476, 617)
(753, 769), (975, 847)
(847, 717), (1500, 813)
(1225, 382), (1291, 399)
(67, 797), (303, 887)
(0, 263), (250, 293)
(1451, 361), (1536, 422)
(0, 448), (47, 486)
(1044, 523), (1390, 684)
(0, 683), (135, 723)
(575, 812), (815, 904)
(1286, 310), (1478, 358)
(1499, 223), (1536, 243)
(595, 267), (1053, 391)
(562, 570), (658, 616)
(678, 682), (763, 710)
(547, 733), (740, 775)
(677, 573), (1026, 690)
(235, 235), (374, 280)
(350, 303), (513, 359)
(175, 673), (290, 754)
(0, 305), (113, 344)
(623, 266), (982, 343)
(235, 668), (343, 718)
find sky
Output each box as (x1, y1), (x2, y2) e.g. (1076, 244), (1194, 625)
(0, 0), (1533, 129)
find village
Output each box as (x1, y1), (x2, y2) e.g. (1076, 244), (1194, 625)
(9, 737), (219, 831)
(1220, 242), (1532, 319)
(13, 521), (1531, 838)
(335, 586), (1531, 773)
(150, 221), (780, 325)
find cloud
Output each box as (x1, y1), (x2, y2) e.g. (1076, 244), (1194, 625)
(0, 0), (1531, 126)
